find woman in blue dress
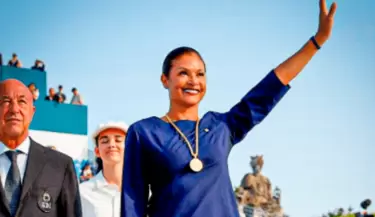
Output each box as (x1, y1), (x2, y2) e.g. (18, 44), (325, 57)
(121, 1), (337, 216)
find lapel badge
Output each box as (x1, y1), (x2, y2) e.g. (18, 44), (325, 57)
(37, 190), (52, 213)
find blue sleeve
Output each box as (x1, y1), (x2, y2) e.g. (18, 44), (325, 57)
(221, 70), (290, 145)
(121, 124), (149, 217)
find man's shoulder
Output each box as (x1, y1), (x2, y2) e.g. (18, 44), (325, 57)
(46, 148), (73, 163)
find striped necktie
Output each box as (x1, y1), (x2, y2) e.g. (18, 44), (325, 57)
(4, 150), (22, 217)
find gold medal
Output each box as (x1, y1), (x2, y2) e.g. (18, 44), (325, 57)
(189, 158), (203, 172)
(165, 115), (203, 173)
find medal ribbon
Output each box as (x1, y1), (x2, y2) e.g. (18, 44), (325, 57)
(165, 115), (200, 159)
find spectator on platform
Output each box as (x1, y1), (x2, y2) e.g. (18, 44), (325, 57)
(0, 53), (3, 65)
(32, 89), (39, 101)
(7, 53), (22, 68)
(56, 85), (66, 103)
(80, 121), (128, 217)
(71, 87), (83, 105)
(45, 87), (59, 102)
(58, 95), (64, 103)
(31, 59), (45, 72)
(28, 83), (39, 101)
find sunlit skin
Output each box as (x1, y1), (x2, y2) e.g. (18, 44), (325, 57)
(95, 128), (126, 189)
(161, 52), (206, 121)
(0, 79), (35, 149)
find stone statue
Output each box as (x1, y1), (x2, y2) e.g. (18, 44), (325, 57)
(237, 155), (283, 217)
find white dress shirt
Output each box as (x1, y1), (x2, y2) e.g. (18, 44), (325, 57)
(80, 171), (121, 217)
(0, 137), (30, 187)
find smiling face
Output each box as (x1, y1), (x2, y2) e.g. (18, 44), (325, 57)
(161, 51), (207, 108)
(0, 79), (35, 148)
(95, 128), (126, 167)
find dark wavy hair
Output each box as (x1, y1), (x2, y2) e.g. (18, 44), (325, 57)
(94, 137), (103, 174)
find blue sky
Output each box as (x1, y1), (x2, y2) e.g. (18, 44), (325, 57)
(1, 0), (374, 216)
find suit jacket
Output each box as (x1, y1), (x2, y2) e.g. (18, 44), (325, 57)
(0, 138), (82, 217)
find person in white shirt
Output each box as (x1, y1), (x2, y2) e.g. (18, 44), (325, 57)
(80, 121), (128, 217)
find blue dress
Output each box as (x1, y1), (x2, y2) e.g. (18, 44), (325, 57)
(121, 70), (290, 217)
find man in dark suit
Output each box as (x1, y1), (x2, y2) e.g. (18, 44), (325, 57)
(0, 79), (82, 217)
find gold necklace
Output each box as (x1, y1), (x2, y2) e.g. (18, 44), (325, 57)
(165, 115), (203, 172)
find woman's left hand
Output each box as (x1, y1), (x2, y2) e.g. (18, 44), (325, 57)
(315, 0), (337, 45)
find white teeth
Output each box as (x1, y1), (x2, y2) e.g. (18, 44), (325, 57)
(184, 89), (199, 94)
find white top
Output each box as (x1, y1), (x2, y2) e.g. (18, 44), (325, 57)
(0, 137), (30, 187)
(80, 171), (121, 217)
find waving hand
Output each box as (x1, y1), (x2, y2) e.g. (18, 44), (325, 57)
(316, 0), (337, 45)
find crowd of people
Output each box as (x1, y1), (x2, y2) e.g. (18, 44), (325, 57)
(44, 84), (84, 105)
(0, 52), (45, 71)
(0, 52), (84, 105)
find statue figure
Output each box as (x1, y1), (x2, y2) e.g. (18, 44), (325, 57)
(238, 155), (283, 217)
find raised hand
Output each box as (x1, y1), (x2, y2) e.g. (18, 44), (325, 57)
(315, 0), (337, 45)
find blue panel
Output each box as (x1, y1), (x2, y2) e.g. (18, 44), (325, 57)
(31, 100), (88, 135)
(0, 66), (47, 98)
